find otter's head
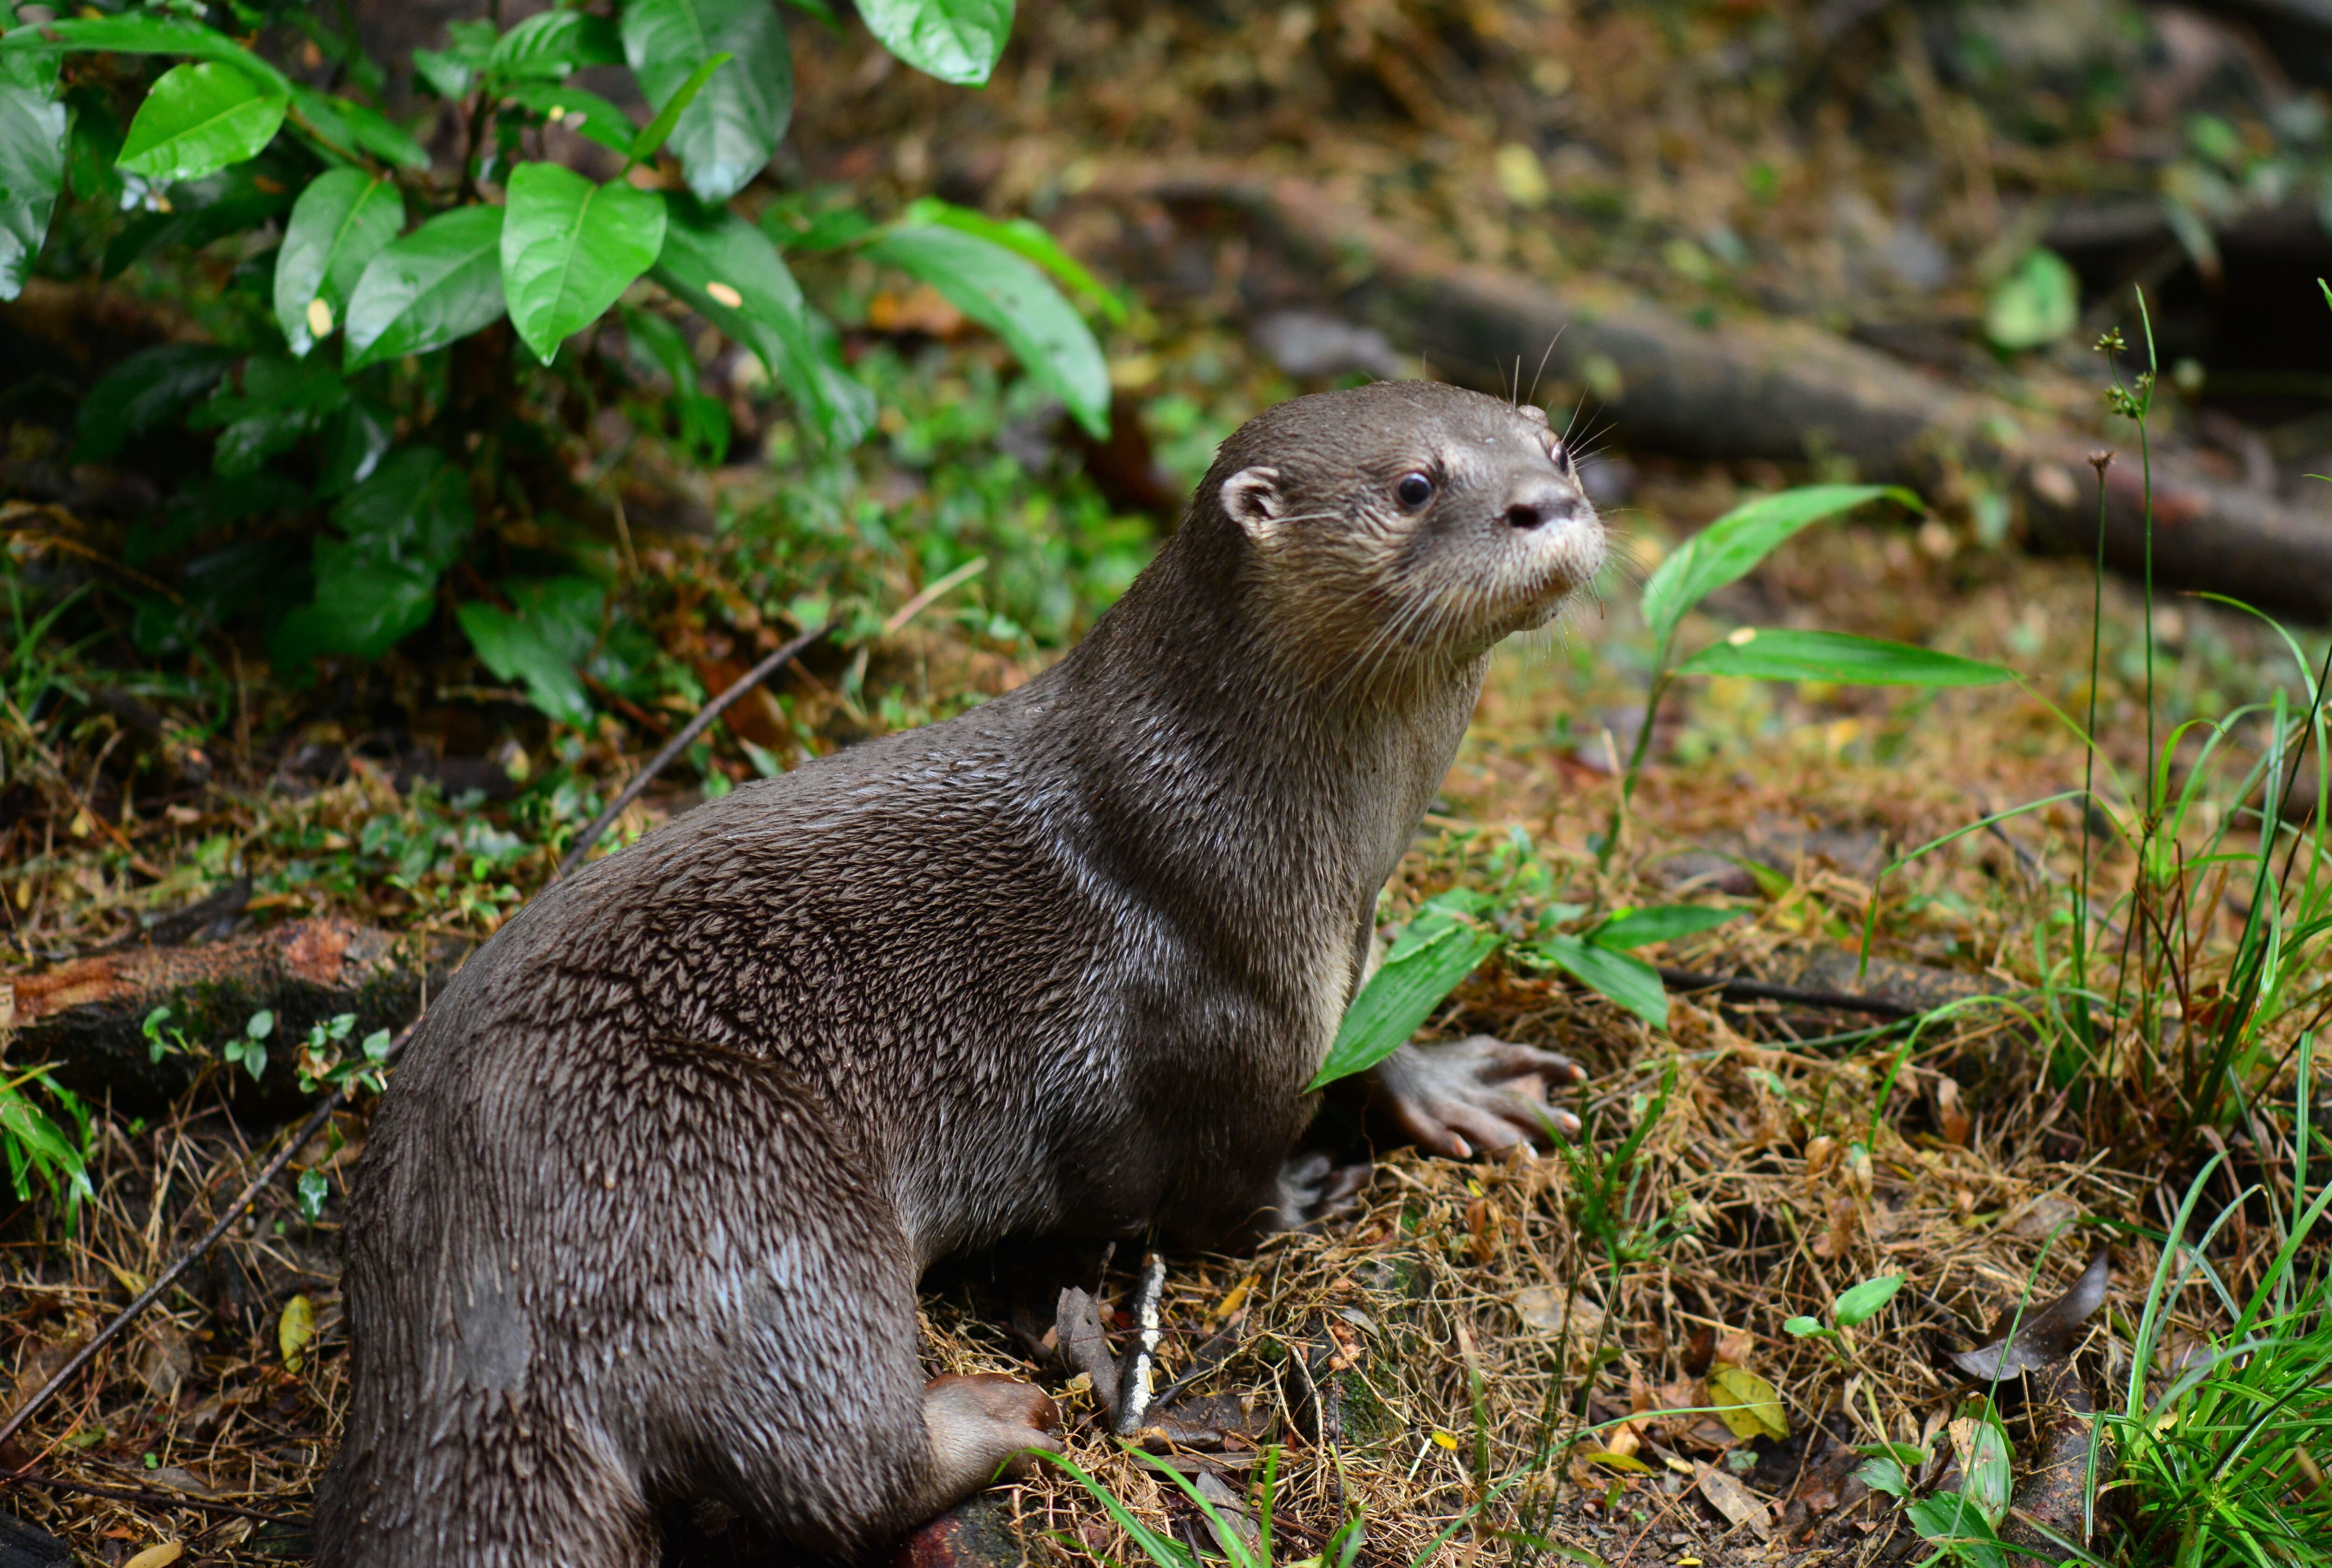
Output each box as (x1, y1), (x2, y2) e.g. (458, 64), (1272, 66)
(1200, 381), (1605, 691)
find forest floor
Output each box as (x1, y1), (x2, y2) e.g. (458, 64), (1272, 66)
(4, 468), (2311, 1567)
(6, 0), (2332, 1562)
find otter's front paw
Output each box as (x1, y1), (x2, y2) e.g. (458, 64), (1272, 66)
(1371, 1036), (1582, 1158)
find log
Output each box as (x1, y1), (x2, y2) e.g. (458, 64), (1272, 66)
(1108, 167), (2332, 624)
(0, 917), (465, 1113)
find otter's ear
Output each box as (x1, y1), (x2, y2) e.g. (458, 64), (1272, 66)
(1219, 467), (1286, 541)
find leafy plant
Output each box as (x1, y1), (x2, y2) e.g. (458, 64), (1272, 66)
(222, 1006), (274, 1081)
(0, 1065), (92, 1228)
(2, 0), (1114, 727)
(1783, 1272), (1904, 1348)
(1309, 890), (1743, 1091)
(1606, 483), (2011, 863)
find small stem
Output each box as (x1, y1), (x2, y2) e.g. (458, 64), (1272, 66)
(1598, 668), (1670, 869)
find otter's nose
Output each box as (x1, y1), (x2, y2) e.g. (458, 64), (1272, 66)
(1503, 479), (1589, 531)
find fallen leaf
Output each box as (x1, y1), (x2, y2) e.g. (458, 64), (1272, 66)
(124, 1545), (183, 1568)
(278, 1294), (315, 1373)
(1949, 1251), (2110, 1382)
(1694, 1463), (1773, 1539)
(1933, 1076), (1971, 1145)
(1707, 1364), (1789, 1442)
(1515, 1284), (1604, 1338)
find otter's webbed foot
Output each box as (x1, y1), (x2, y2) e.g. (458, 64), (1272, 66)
(1267, 1150), (1373, 1232)
(1371, 1036), (1582, 1157)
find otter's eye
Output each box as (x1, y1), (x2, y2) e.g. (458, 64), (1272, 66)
(1395, 472), (1434, 509)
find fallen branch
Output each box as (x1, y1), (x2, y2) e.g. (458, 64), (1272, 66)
(1104, 165), (2332, 620)
(0, 917), (454, 1112)
(553, 621), (832, 884)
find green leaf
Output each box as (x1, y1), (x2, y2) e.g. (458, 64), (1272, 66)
(344, 204), (507, 369)
(1950, 1409), (2014, 1529)
(1, 15), (287, 87)
(502, 81), (635, 157)
(856, 0), (1011, 84)
(900, 197), (1124, 322)
(1638, 485), (1912, 661)
(1588, 903), (1742, 951)
(188, 355), (349, 476)
(116, 61), (288, 185)
(269, 446), (474, 670)
(273, 169), (405, 355)
(488, 10), (623, 80)
(501, 161), (666, 365)
(866, 223), (1109, 437)
(1904, 1498), (2007, 1568)
(1781, 1316), (1831, 1338)
(1675, 629), (2013, 687)
(1532, 935), (1667, 1029)
(626, 51), (731, 163)
(623, 0), (789, 201)
(285, 84), (430, 169)
(1832, 1273), (1904, 1329)
(456, 576), (604, 728)
(1307, 909), (1501, 1091)
(0, 62), (65, 300)
(653, 195), (871, 444)
(296, 1166), (330, 1222)
(1853, 1454), (1909, 1500)
(1983, 247), (2078, 353)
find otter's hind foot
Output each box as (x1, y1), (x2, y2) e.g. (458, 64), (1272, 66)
(1372, 1036), (1582, 1157)
(922, 1374), (1062, 1504)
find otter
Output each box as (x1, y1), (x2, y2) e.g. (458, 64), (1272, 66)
(316, 380), (1606, 1568)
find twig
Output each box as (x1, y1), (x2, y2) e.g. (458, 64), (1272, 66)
(1113, 1251), (1167, 1437)
(881, 555), (987, 638)
(550, 560), (992, 885)
(0, 1467), (303, 1526)
(0, 1020), (420, 1454)
(1652, 968), (1923, 1019)
(550, 622), (830, 884)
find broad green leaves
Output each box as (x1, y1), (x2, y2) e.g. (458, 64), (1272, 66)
(1527, 902), (1739, 1029)
(286, 84), (430, 170)
(654, 196), (872, 445)
(901, 196), (1126, 321)
(1640, 485), (1912, 660)
(1677, 628), (2013, 687)
(457, 576), (606, 727)
(490, 10), (623, 80)
(868, 223), (1109, 436)
(0, 46), (63, 299)
(624, 0), (791, 202)
(344, 205), (507, 369)
(1586, 903), (1741, 950)
(1785, 1273), (1904, 1340)
(858, 0), (1011, 85)
(1835, 1273), (1905, 1327)
(75, 342), (237, 461)
(502, 163), (666, 364)
(274, 170), (404, 356)
(116, 61), (287, 185)
(271, 447), (474, 670)
(1309, 892), (1501, 1090)
(1533, 935), (1668, 1028)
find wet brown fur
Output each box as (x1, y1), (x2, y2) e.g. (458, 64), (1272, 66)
(315, 382), (1603, 1568)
